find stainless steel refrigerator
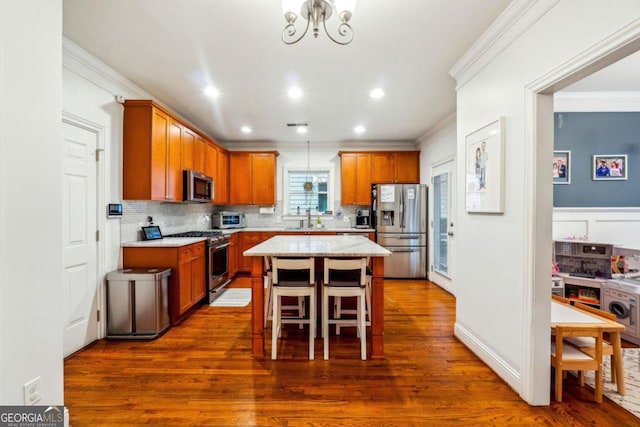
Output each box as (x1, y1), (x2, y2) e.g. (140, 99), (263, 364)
(371, 183), (427, 278)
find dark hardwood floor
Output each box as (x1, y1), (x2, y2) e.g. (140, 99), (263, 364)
(64, 278), (639, 426)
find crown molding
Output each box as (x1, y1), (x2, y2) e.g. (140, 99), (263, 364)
(416, 111), (456, 144)
(63, 37), (150, 99)
(449, 0), (560, 91)
(554, 91), (640, 111)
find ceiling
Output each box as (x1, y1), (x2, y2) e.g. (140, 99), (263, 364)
(62, 0), (512, 145)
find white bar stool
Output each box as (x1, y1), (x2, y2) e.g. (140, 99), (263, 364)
(322, 257), (368, 360)
(271, 257), (316, 360)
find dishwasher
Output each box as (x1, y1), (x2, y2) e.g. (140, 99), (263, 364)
(106, 268), (171, 339)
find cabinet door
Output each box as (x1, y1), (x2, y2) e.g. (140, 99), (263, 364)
(216, 148), (229, 204)
(167, 119), (183, 202)
(229, 153), (252, 205)
(191, 244), (206, 303)
(150, 108), (170, 201)
(355, 153), (372, 205)
(251, 153), (276, 205)
(240, 233), (262, 271)
(340, 153), (357, 205)
(181, 127), (196, 171)
(395, 152), (420, 183)
(178, 258), (193, 314)
(371, 152), (395, 183)
(204, 142), (217, 186)
(228, 233), (239, 278)
(193, 135), (206, 174)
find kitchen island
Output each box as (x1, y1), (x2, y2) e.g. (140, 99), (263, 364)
(244, 234), (391, 359)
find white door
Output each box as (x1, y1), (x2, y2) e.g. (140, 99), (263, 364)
(62, 119), (99, 356)
(430, 160), (455, 295)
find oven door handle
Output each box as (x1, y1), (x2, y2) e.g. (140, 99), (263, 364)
(210, 242), (230, 250)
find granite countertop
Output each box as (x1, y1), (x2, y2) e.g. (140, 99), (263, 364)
(122, 228), (375, 247)
(222, 227), (374, 234)
(121, 237), (207, 248)
(243, 234), (390, 257)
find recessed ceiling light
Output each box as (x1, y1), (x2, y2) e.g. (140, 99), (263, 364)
(241, 126), (252, 134)
(370, 88), (385, 99)
(354, 125), (366, 134)
(288, 86), (303, 99)
(297, 125), (308, 134)
(204, 86), (220, 98)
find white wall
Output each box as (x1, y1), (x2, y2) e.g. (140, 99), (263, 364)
(0, 1), (64, 405)
(451, 0), (640, 405)
(416, 114), (457, 294)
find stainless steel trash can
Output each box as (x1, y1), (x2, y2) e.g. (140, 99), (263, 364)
(106, 268), (171, 339)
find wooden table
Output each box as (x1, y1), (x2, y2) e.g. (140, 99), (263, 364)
(551, 300), (626, 395)
(244, 234), (391, 359)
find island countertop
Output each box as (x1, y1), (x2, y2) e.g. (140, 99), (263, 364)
(243, 234), (390, 257)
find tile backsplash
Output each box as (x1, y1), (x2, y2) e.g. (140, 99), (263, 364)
(121, 201), (365, 243)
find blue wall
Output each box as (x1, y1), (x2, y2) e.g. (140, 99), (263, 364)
(553, 112), (640, 207)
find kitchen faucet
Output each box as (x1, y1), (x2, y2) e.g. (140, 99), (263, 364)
(307, 208), (313, 228)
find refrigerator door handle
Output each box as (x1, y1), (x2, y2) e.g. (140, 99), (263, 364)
(390, 248), (421, 253)
(399, 187), (405, 229)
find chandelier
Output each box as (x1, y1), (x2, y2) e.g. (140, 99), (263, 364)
(281, 0), (357, 45)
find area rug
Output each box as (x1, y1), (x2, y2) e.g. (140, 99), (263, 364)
(583, 348), (640, 418)
(210, 288), (251, 307)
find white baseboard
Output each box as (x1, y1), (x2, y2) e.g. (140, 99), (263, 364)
(454, 322), (522, 396)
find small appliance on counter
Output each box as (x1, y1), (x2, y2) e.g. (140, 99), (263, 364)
(212, 211), (246, 229)
(355, 209), (370, 228)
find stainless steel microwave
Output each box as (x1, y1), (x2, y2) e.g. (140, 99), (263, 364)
(212, 211), (246, 229)
(183, 170), (213, 203)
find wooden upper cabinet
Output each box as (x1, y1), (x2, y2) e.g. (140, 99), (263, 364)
(123, 100), (185, 202)
(215, 148), (229, 205)
(229, 151), (277, 206)
(371, 152), (395, 183)
(193, 135), (206, 174)
(180, 126), (195, 171)
(123, 99), (229, 203)
(340, 152), (371, 206)
(229, 153), (252, 205)
(204, 141), (217, 182)
(251, 153), (276, 206)
(371, 151), (420, 184)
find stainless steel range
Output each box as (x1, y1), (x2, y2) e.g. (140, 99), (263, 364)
(168, 230), (231, 303)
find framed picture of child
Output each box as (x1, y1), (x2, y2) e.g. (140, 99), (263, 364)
(592, 154), (627, 181)
(553, 151), (570, 184)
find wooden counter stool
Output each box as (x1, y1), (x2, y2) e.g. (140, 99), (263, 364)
(264, 256), (305, 329)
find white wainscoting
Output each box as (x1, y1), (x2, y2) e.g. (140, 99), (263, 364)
(553, 207), (640, 249)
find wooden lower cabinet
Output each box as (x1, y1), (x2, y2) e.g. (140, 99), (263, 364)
(123, 241), (206, 325)
(228, 232), (239, 278)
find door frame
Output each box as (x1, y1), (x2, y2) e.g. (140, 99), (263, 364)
(62, 111), (106, 343)
(429, 156), (455, 295)
(521, 29), (640, 405)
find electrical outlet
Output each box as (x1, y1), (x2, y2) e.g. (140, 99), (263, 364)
(276, 216), (282, 223)
(343, 215), (350, 223)
(24, 376), (41, 405)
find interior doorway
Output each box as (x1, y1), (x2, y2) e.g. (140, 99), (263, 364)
(430, 158), (455, 295)
(525, 34), (640, 405)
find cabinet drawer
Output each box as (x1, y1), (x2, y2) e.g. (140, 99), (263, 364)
(179, 242), (204, 262)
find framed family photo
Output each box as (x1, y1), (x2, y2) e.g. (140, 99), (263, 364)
(465, 117), (504, 213)
(553, 150), (570, 184)
(592, 154), (627, 181)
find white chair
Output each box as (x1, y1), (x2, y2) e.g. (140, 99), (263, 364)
(322, 257), (368, 360)
(334, 261), (371, 336)
(264, 256), (305, 329)
(271, 257), (316, 360)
